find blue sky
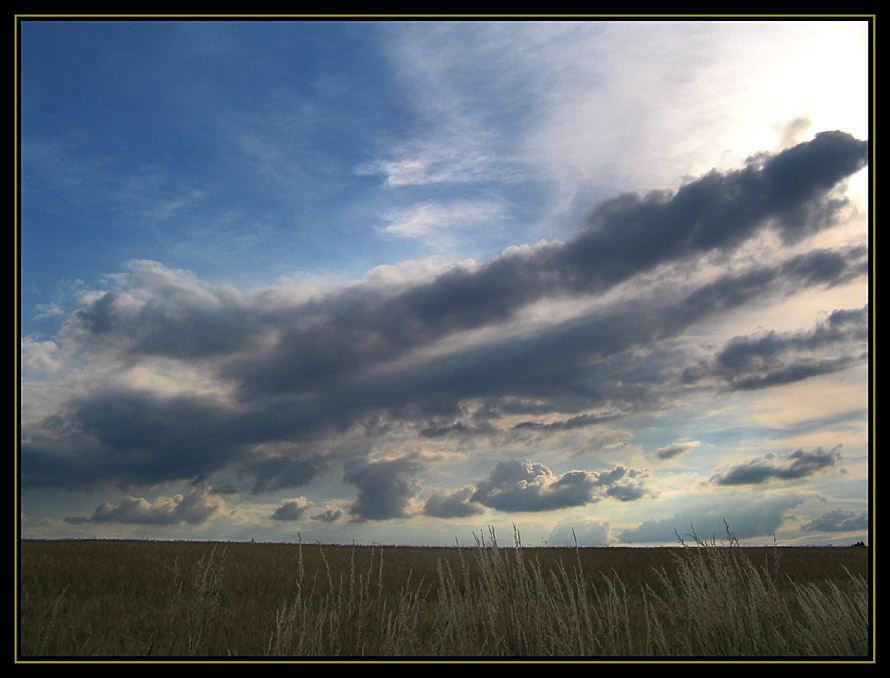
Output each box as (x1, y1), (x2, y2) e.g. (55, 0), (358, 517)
(18, 18), (871, 547)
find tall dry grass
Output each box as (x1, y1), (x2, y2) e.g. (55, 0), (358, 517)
(264, 540), (432, 656)
(641, 524), (869, 657)
(18, 526), (871, 659)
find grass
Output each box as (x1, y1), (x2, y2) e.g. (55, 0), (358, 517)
(17, 526), (872, 660)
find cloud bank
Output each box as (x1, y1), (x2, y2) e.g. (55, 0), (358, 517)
(21, 132), (869, 530)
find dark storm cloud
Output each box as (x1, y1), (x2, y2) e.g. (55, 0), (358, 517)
(23, 389), (255, 489)
(73, 289), (257, 359)
(683, 304), (868, 391)
(801, 509), (868, 533)
(22, 242), (865, 495)
(243, 449), (335, 495)
(64, 483), (223, 525)
(513, 411), (623, 432)
(359, 245), (867, 428)
(727, 358), (861, 391)
(423, 486), (485, 518)
(710, 445), (843, 486)
(678, 246), (867, 320)
(343, 456), (424, 521)
(465, 459), (651, 513)
(419, 422), (474, 437)
(57, 133), (867, 409)
(65, 132), (866, 394)
(563, 131), (867, 276)
(779, 246), (869, 287)
(22, 132), (869, 498)
(20, 387), (342, 491)
(310, 509), (343, 522)
(69, 263), (265, 360)
(715, 305), (867, 373)
(225, 132), (866, 399)
(270, 497), (313, 521)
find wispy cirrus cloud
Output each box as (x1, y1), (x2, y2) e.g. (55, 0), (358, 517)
(378, 199), (509, 251)
(371, 21), (868, 216)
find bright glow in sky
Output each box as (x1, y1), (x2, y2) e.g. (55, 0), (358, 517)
(18, 18), (871, 547)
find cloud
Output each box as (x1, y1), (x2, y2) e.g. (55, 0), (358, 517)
(21, 242), (865, 495)
(65, 260), (259, 360)
(676, 247), (867, 320)
(20, 132), (869, 500)
(310, 509), (343, 523)
(801, 509), (868, 533)
(683, 305), (868, 391)
(470, 460), (599, 512)
(618, 495), (807, 544)
(343, 456), (423, 521)
(423, 486), (485, 518)
(655, 440), (701, 460)
(270, 497), (314, 521)
(468, 459), (651, 513)
(355, 140), (520, 188)
(378, 199), (508, 251)
(243, 447), (335, 495)
(563, 131), (866, 280)
(421, 459), (654, 519)
(65, 483), (224, 525)
(65, 133), (867, 376)
(20, 337), (65, 373)
(22, 388), (256, 490)
(513, 411), (624, 432)
(605, 471), (652, 502)
(375, 22), (868, 217)
(710, 445), (843, 486)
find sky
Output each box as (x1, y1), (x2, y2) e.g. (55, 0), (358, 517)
(18, 18), (872, 547)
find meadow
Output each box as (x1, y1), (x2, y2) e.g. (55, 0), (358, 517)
(17, 526), (872, 660)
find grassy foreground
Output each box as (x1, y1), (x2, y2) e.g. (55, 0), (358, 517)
(17, 527), (871, 660)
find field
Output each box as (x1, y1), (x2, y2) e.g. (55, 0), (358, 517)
(17, 529), (872, 661)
